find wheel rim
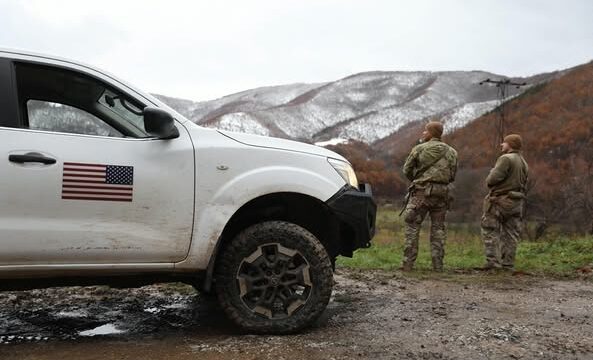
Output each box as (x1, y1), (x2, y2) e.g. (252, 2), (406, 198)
(236, 243), (312, 319)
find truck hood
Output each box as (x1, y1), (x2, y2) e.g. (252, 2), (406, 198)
(217, 130), (348, 162)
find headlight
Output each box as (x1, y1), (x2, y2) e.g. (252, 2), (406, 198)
(328, 158), (359, 189)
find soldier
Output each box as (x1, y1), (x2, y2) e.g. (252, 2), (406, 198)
(480, 134), (529, 271)
(401, 121), (458, 272)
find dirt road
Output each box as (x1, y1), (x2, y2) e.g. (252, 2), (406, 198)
(1, 269), (592, 360)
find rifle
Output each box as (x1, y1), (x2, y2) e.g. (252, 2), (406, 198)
(399, 184), (415, 216)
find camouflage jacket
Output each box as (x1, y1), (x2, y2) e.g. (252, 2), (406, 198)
(403, 138), (458, 186)
(486, 150), (529, 196)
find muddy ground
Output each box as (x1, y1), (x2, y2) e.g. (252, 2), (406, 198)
(1, 269), (592, 360)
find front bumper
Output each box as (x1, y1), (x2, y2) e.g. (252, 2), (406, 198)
(326, 183), (377, 257)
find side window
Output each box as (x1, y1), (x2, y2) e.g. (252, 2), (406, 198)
(27, 100), (123, 137)
(0, 58), (19, 128)
(98, 89), (145, 131)
(14, 62), (149, 138)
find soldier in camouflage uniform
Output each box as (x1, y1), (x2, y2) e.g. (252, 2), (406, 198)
(401, 121), (458, 272)
(480, 134), (529, 271)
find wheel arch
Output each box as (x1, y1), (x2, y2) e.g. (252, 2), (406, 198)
(202, 192), (344, 292)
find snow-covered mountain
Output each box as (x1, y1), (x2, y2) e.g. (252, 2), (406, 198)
(155, 70), (557, 144)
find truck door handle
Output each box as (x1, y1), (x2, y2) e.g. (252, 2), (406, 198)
(9, 153), (57, 165)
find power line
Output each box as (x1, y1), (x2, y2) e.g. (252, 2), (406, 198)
(479, 78), (528, 148)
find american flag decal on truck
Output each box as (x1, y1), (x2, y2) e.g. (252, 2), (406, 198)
(62, 162), (134, 202)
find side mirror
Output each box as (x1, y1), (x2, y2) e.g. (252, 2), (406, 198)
(143, 107), (179, 139)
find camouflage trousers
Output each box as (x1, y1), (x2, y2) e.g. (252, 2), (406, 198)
(481, 195), (524, 268)
(402, 191), (448, 271)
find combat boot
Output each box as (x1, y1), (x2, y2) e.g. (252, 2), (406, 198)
(432, 261), (444, 272)
(399, 263), (413, 272)
(474, 262), (502, 271)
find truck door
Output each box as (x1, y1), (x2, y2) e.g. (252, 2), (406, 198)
(0, 60), (195, 265)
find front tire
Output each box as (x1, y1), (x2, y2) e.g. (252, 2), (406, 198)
(215, 221), (333, 333)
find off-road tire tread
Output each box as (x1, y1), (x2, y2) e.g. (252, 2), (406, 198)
(215, 221), (333, 334)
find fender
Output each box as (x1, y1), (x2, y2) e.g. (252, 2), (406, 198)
(174, 164), (343, 271)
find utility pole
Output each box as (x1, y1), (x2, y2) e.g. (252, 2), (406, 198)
(479, 78), (527, 148)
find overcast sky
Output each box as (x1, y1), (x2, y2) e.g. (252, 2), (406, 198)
(1, 0), (592, 101)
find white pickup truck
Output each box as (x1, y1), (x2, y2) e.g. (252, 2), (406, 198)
(0, 49), (376, 333)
